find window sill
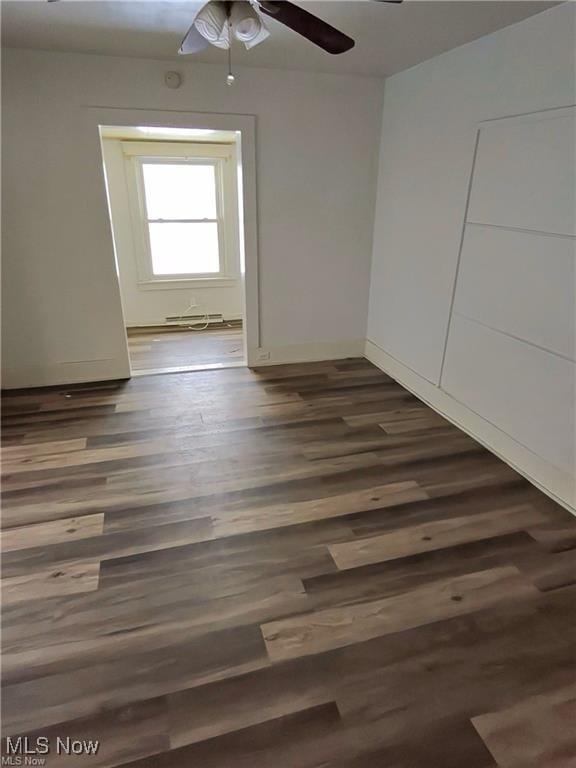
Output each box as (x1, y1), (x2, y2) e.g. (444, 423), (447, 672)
(136, 277), (239, 291)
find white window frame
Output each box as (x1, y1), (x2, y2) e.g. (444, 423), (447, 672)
(122, 141), (240, 289)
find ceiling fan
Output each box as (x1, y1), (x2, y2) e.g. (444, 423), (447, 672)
(179, 1), (403, 57)
(47, 1), (403, 72)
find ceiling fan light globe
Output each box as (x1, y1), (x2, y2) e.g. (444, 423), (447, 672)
(230, 1), (269, 48)
(194, 1), (230, 47)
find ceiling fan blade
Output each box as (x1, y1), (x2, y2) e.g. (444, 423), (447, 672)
(179, 21), (211, 55)
(257, 1), (354, 55)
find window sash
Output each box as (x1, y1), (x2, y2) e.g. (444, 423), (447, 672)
(136, 156), (226, 279)
(147, 221), (220, 276)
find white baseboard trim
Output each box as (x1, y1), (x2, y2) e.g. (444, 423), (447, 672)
(365, 338), (575, 515)
(248, 340), (364, 368)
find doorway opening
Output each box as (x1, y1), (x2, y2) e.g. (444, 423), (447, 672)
(100, 125), (247, 375)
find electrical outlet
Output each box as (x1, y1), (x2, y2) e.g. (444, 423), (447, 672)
(257, 350), (271, 361)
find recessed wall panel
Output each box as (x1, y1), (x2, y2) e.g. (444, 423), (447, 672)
(454, 224), (575, 360)
(443, 314), (575, 474)
(467, 110), (576, 236)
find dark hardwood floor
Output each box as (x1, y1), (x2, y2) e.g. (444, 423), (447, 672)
(127, 326), (244, 372)
(1, 358), (575, 767)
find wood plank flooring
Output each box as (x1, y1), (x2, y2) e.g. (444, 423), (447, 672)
(127, 326), (244, 372)
(1, 358), (575, 767)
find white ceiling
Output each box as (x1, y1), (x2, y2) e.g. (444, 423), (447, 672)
(1, 0), (559, 77)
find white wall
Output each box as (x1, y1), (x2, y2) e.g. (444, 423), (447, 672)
(2, 49), (383, 387)
(101, 138), (243, 326)
(366, 4), (576, 510)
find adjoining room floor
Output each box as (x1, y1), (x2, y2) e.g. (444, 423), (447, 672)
(2, 359), (575, 767)
(127, 326), (245, 372)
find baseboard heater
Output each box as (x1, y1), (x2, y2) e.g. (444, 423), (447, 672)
(164, 313), (224, 327)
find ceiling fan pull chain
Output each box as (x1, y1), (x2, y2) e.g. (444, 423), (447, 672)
(226, 18), (236, 85)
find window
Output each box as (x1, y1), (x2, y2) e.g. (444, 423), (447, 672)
(123, 142), (239, 287)
(142, 162), (220, 276)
